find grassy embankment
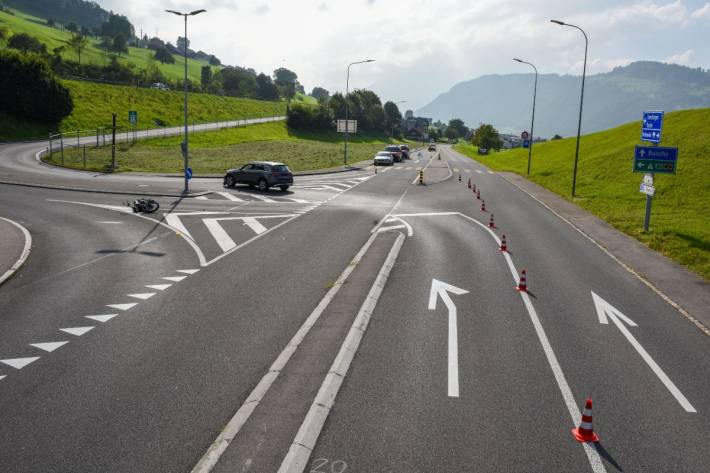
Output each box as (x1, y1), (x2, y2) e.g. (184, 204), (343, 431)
(46, 120), (405, 173)
(454, 108), (710, 281)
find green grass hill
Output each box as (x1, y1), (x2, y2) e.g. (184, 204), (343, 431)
(455, 108), (710, 281)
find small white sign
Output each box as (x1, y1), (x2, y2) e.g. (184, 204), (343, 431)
(337, 119), (357, 133)
(640, 183), (655, 196)
(643, 173), (654, 186)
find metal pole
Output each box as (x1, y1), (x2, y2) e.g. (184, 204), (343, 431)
(571, 25), (588, 197)
(96, 128), (99, 148)
(77, 131), (80, 148)
(49, 133), (53, 157)
(60, 136), (64, 164)
(344, 63), (350, 166)
(183, 13), (189, 194)
(83, 145), (86, 168)
(643, 187), (653, 232)
(111, 113), (116, 172)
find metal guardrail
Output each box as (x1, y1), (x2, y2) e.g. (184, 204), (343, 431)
(47, 115), (286, 165)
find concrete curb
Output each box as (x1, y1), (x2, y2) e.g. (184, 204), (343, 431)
(0, 179), (211, 198)
(0, 217), (32, 287)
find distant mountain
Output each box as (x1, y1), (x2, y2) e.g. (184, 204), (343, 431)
(416, 61), (710, 138)
(4, 0), (109, 29)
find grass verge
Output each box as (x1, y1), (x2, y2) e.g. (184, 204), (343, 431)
(454, 107), (710, 281)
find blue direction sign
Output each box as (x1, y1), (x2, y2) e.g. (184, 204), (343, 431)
(522, 139), (530, 148)
(185, 167), (193, 180)
(641, 110), (663, 143)
(633, 146), (677, 174)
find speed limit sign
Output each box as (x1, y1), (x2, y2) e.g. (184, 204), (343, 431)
(521, 131), (530, 140)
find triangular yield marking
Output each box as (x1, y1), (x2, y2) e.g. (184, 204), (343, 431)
(177, 269), (200, 274)
(128, 293), (156, 300)
(106, 303), (138, 311)
(30, 341), (69, 352)
(0, 375), (5, 381)
(0, 357), (41, 369)
(85, 314), (118, 323)
(146, 284), (171, 291)
(163, 276), (186, 282)
(60, 326), (95, 336)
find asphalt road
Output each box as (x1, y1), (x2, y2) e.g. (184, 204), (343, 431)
(0, 142), (708, 473)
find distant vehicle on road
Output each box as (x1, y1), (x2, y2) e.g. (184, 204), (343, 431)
(223, 161), (293, 191)
(478, 148), (489, 155)
(373, 151), (394, 166)
(399, 144), (410, 159)
(385, 145), (403, 162)
(150, 82), (170, 90)
(428, 143), (437, 152)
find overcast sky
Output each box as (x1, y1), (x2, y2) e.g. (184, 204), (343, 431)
(99, 0), (710, 110)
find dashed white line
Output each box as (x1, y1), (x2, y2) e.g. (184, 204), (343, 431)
(106, 302), (139, 311)
(476, 170), (483, 174)
(60, 326), (95, 336)
(85, 314), (118, 323)
(30, 342), (69, 353)
(0, 357), (40, 369)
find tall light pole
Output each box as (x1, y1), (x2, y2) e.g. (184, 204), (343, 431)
(166, 8), (206, 193)
(344, 59), (375, 165)
(551, 19), (588, 197)
(392, 100), (406, 138)
(513, 58), (538, 175)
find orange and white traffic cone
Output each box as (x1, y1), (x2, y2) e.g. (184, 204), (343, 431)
(468, 178), (471, 188)
(489, 214), (495, 228)
(480, 200), (486, 212)
(473, 183), (477, 192)
(476, 189), (481, 200)
(499, 235), (507, 252)
(516, 269), (527, 291)
(571, 398), (600, 442)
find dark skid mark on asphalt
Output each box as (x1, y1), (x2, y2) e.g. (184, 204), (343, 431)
(95, 249), (165, 257)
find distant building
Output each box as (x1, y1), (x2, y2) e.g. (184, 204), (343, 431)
(402, 116), (432, 138)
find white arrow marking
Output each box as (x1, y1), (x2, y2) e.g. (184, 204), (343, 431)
(163, 276), (186, 282)
(146, 284), (172, 291)
(85, 314), (118, 323)
(592, 292), (696, 413)
(30, 341), (69, 352)
(128, 293), (156, 300)
(60, 326), (95, 336)
(177, 269), (200, 274)
(0, 357), (40, 369)
(428, 279), (469, 397)
(106, 303), (138, 311)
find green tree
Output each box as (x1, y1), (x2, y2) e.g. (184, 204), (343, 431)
(383, 101), (403, 136)
(46, 18), (55, 27)
(66, 22), (78, 33)
(256, 73), (279, 100)
(552, 134), (563, 140)
(154, 47), (174, 64)
(444, 127), (459, 141)
(0, 50), (73, 123)
(8, 33), (47, 54)
(208, 54), (221, 66)
(111, 33), (128, 55)
(100, 13), (134, 39)
(200, 65), (212, 90)
(215, 67), (258, 98)
(310, 86), (330, 102)
(66, 33), (89, 65)
(447, 118), (468, 139)
(471, 123), (502, 150)
(176, 36), (189, 53)
(273, 67), (298, 101)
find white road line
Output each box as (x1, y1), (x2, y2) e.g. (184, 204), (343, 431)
(163, 276), (187, 282)
(30, 342), (69, 352)
(0, 357), (40, 369)
(178, 269), (200, 274)
(85, 314), (118, 323)
(106, 302), (139, 311)
(195, 196), (209, 200)
(203, 219), (237, 252)
(217, 192), (246, 202)
(191, 193), (408, 473)
(242, 217), (268, 235)
(465, 169), (471, 173)
(377, 224), (406, 233)
(0, 376), (5, 381)
(0, 216), (32, 286)
(128, 293), (156, 300)
(487, 170), (494, 174)
(98, 221), (122, 224)
(278, 233), (406, 472)
(60, 326), (95, 336)
(249, 194), (278, 203)
(146, 284), (172, 290)
(476, 169), (483, 174)
(453, 168), (459, 172)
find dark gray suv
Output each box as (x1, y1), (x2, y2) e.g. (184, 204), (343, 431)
(223, 161), (294, 191)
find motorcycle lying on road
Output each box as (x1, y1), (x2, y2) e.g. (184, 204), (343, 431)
(124, 198), (160, 213)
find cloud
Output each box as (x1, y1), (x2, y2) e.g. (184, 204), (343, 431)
(317, 2), (328, 11)
(253, 4), (269, 15)
(664, 49), (694, 65)
(691, 2), (710, 19)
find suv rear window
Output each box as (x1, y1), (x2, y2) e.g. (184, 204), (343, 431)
(272, 165), (290, 173)
(385, 146), (400, 152)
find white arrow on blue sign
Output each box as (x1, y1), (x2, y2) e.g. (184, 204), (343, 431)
(641, 110), (663, 143)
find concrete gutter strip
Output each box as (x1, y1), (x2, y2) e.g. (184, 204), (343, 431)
(0, 217), (32, 286)
(497, 171), (710, 336)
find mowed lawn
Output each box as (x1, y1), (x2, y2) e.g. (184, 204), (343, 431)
(454, 107), (710, 281)
(46, 121), (403, 173)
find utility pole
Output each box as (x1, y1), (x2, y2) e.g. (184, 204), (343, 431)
(343, 59), (375, 165)
(111, 113), (117, 172)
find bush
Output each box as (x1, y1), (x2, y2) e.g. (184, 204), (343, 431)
(8, 33), (47, 54)
(0, 50), (73, 123)
(287, 103), (332, 131)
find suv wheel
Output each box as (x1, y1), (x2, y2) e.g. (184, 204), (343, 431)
(258, 178), (269, 192)
(224, 175), (235, 187)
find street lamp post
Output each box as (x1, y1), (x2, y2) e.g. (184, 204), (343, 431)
(166, 8), (206, 194)
(344, 59), (375, 165)
(513, 58), (538, 175)
(392, 100), (406, 138)
(551, 19), (588, 197)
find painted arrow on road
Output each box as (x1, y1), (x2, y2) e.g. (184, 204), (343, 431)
(591, 292), (696, 413)
(429, 279), (469, 398)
